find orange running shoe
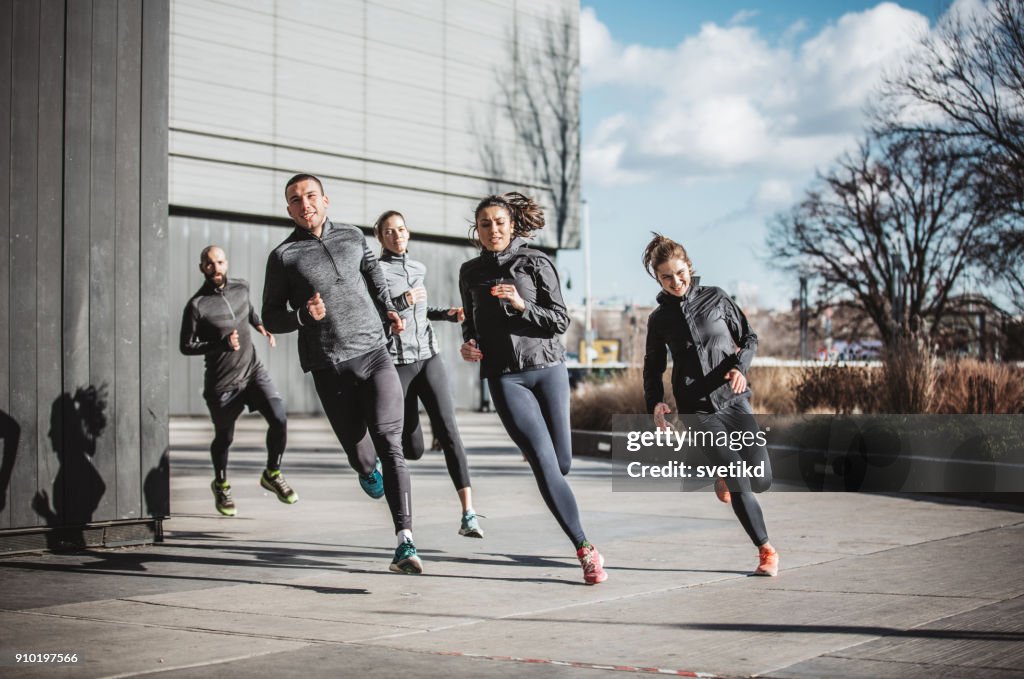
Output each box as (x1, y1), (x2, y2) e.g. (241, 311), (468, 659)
(714, 477), (731, 504)
(577, 542), (608, 584)
(753, 545), (779, 577)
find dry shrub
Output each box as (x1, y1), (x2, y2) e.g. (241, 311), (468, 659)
(568, 355), (1024, 430)
(569, 368), (656, 431)
(793, 364), (881, 414)
(748, 366), (800, 414)
(879, 339), (937, 414)
(934, 359), (1024, 414)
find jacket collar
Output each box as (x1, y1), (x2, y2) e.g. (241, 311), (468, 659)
(656, 276), (701, 306)
(482, 236), (527, 267)
(291, 219), (335, 241)
(380, 248), (407, 262)
(201, 277), (229, 295)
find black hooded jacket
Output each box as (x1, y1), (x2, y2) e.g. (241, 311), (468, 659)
(643, 278), (758, 413)
(459, 237), (568, 379)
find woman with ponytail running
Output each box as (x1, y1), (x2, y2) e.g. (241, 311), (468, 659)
(458, 192), (607, 585)
(641, 233), (778, 577)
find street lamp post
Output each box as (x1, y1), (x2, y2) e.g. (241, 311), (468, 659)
(582, 199), (592, 367)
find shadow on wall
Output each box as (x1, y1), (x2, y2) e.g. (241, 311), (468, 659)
(144, 450), (170, 519)
(0, 409), (19, 513)
(32, 385), (109, 550)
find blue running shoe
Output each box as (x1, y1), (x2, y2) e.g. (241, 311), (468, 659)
(389, 539), (423, 574)
(359, 458), (385, 499)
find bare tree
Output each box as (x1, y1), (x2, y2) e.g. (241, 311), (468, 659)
(479, 7), (581, 248)
(768, 133), (994, 346)
(880, 0), (1023, 304)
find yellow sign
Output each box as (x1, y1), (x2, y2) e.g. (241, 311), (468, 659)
(579, 339), (621, 365)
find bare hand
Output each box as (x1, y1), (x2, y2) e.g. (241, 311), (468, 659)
(724, 368), (747, 394)
(227, 329), (240, 351)
(307, 292), (326, 321)
(404, 286), (428, 305)
(653, 402), (672, 431)
(387, 310), (405, 334)
(491, 283), (525, 311)
(448, 307), (465, 322)
(460, 339), (483, 362)
(258, 325), (276, 348)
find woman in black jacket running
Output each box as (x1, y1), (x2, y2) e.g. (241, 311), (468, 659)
(642, 233), (778, 576)
(459, 192), (607, 585)
(374, 210), (482, 538)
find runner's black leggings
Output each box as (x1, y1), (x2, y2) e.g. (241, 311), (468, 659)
(396, 354), (471, 490)
(488, 363), (586, 547)
(695, 397), (772, 546)
(312, 346), (412, 533)
(207, 368), (287, 482)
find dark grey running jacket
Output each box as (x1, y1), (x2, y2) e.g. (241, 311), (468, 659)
(179, 278), (263, 397)
(643, 278), (758, 414)
(459, 237), (569, 379)
(262, 220), (396, 372)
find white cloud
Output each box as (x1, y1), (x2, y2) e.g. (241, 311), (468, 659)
(753, 179), (794, 208)
(582, 3), (930, 187)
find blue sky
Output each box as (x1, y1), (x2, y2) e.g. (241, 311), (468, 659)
(559, 0), (957, 310)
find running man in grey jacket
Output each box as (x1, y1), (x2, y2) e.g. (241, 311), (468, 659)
(262, 174), (422, 574)
(179, 245), (296, 517)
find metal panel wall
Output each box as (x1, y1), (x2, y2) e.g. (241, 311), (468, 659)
(166, 0), (579, 414)
(0, 0), (170, 534)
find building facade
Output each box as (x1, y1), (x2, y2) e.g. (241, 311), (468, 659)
(167, 0), (580, 414)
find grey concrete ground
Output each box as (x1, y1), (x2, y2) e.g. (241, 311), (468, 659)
(1, 411), (1022, 678)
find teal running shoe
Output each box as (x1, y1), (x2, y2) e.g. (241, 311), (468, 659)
(389, 539), (423, 574)
(359, 459), (385, 499)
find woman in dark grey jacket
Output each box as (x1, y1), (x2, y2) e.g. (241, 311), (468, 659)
(374, 210), (482, 538)
(642, 233), (778, 577)
(459, 192), (607, 585)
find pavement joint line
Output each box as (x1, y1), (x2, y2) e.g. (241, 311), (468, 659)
(424, 648), (732, 677)
(754, 587), (1001, 600)
(345, 573), (757, 644)
(823, 651), (1021, 673)
(4, 608), (385, 646)
(96, 647), (310, 679)
(113, 597), (429, 631)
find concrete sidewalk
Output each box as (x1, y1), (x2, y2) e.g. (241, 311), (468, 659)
(1, 411), (1022, 678)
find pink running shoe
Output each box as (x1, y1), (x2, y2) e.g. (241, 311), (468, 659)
(753, 545), (779, 577)
(714, 477), (731, 504)
(577, 543), (608, 584)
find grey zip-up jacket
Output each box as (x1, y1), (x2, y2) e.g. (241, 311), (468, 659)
(643, 278), (758, 414)
(179, 278), (263, 396)
(262, 220), (396, 373)
(379, 250), (460, 365)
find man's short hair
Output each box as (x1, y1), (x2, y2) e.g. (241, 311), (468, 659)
(285, 173), (324, 197)
(200, 244), (223, 262)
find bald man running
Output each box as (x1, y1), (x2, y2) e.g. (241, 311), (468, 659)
(180, 245), (297, 517)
